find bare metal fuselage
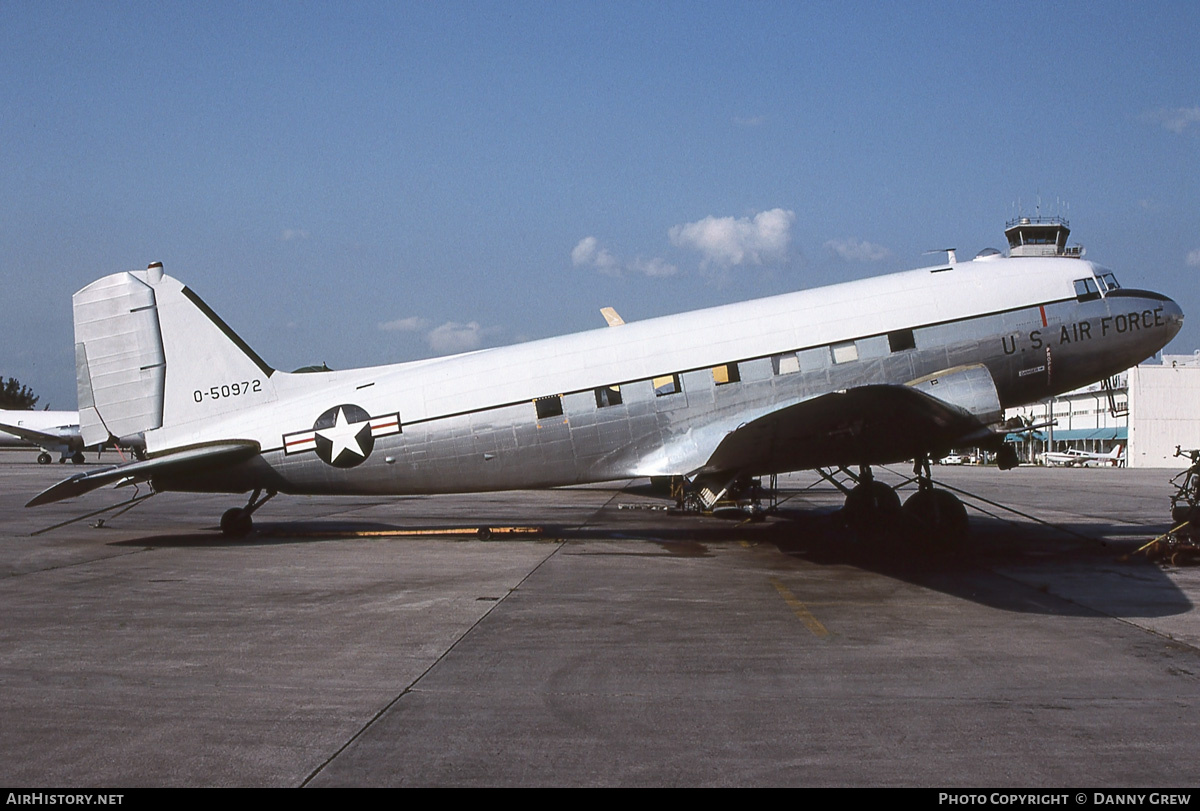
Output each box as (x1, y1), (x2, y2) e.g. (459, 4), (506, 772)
(145, 257), (1180, 497)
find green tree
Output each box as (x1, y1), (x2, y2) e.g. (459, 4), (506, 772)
(0, 377), (40, 410)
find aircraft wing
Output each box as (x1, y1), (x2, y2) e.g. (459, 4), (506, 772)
(26, 441), (261, 507)
(698, 383), (997, 477)
(0, 421), (81, 452)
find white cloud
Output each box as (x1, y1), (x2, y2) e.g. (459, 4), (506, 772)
(824, 238), (891, 262)
(380, 315), (499, 354)
(377, 316), (429, 332)
(280, 228), (310, 241)
(627, 257), (678, 277)
(571, 236), (621, 275)
(571, 236), (677, 277)
(668, 208), (795, 268)
(1186, 249), (1200, 268)
(427, 321), (486, 354)
(1146, 106), (1200, 134)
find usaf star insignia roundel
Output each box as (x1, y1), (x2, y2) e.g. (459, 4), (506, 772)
(282, 405), (402, 468)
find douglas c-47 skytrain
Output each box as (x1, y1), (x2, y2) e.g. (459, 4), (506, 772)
(27, 217), (1183, 543)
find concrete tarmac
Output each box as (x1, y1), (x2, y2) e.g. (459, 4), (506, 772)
(1, 451), (1197, 787)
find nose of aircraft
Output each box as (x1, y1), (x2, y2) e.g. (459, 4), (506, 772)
(1149, 293), (1187, 350)
(1106, 288), (1185, 366)
(1162, 294), (1185, 340)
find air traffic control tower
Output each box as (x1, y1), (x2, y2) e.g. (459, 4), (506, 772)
(1004, 215), (1084, 258)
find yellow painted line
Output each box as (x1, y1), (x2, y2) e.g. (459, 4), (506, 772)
(769, 577), (830, 638)
(1135, 520), (1190, 553)
(261, 526), (544, 539)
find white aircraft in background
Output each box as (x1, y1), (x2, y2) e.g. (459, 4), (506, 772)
(0, 410), (85, 464)
(1042, 445), (1125, 467)
(26, 235), (1182, 544)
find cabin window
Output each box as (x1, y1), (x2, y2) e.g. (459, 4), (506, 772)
(888, 329), (916, 352)
(652, 374), (681, 397)
(798, 347), (830, 372)
(772, 352), (800, 375)
(594, 385), (623, 408)
(1073, 278), (1100, 302)
(1098, 273), (1120, 293)
(534, 395), (563, 419)
(712, 363), (741, 385)
(831, 341), (859, 364)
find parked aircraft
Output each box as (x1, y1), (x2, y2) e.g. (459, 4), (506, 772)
(26, 248), (1182, 544)
(1042, 445), (1124, 467)
(0, 410), (85, 464)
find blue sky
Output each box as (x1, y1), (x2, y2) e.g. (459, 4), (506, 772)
(3, 1), (1198, 409)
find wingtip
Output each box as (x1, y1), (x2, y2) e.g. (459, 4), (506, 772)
(25, 473), (94, 507)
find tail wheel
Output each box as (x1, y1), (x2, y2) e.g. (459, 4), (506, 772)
(903, 489), (969, 547)
(220, 508), (253, 538)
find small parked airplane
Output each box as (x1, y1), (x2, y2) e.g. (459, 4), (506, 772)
(0, 410), (85, 464)
(26, 226), (1183, 544)
(1042, 445), (1124, 467)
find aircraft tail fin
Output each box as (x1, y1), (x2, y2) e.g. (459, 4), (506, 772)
(74, 263), (277, 448)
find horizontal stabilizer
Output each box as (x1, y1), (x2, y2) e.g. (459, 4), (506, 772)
(26, 441), (260, 507)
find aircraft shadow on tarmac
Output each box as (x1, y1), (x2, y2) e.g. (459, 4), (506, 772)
(99, 494), (1192, 620)
(763, 507), (1193, 619)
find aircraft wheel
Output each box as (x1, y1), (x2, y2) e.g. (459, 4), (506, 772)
(903, 489), (969, 547)
(681, 493), (705, 514)
(1171, 505), (1200, 526)
(220, 508), (253, 538)
(843, 480), (901, 529)
(1171, 549), (1199, 567)
(36, 452), (51, 465)
(71, 452), (85, 465)
(996, 445), (1019, 470)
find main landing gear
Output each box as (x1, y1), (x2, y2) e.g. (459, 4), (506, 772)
(220, 488), (277, 538)
(836, 459), (968, 546)
(37, 451), (86, 465)
(900, 458), (969, 547)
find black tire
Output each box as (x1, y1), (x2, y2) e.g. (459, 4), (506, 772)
(71, 451), (85, 465)
(1171, 504), (1199, 527)
(1171, 549), (1199, 567)
(843, 480), (901, 530)
(220, 508), (253, 538)
(903, 489), (969, 547)
(36, 452), (51, 465)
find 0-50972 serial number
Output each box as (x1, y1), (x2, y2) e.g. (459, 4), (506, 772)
(193, 380), (262, 402)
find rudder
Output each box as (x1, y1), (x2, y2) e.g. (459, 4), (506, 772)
(74, 262), (277, 448)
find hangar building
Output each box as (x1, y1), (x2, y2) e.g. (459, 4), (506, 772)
(1005, 352), (1200, 468)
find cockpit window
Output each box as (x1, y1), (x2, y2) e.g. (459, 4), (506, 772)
(1073, 278), (1100, 301)
(1097, 273), (1120, 293)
